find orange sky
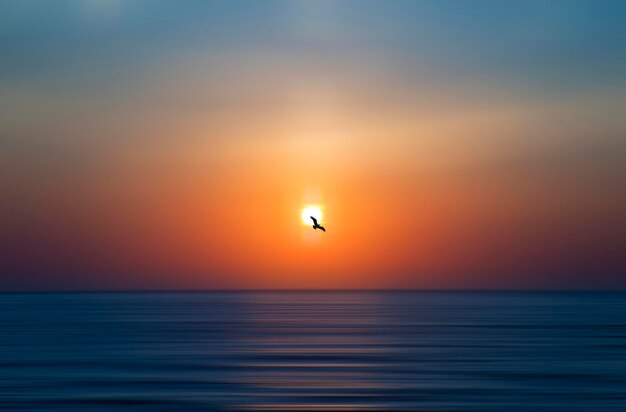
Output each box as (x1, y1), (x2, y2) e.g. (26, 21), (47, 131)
(1, 1), (625, 290)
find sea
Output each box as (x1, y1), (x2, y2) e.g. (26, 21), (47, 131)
(1, 291), (625, 411)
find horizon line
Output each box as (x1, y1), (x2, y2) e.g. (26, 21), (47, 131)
(1, 288), (625, 294)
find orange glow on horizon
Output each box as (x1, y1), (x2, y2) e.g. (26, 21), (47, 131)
(2, 1), (623, 291)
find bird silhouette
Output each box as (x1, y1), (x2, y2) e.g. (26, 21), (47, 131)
(310, 216), (326, 232)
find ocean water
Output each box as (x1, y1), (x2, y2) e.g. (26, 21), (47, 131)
(1, 291), (625, 411)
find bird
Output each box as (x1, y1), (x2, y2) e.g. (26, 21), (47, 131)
(310, 216), (326, 232)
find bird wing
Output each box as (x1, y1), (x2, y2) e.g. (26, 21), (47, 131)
(310, 216), (318, 225)
(320, 226), (326, 232)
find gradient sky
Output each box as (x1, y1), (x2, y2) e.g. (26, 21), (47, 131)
(1, 0), (625, 290)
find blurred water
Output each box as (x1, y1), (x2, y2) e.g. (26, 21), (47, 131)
(1, 291), (625, 411)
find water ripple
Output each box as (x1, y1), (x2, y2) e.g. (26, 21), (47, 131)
(1, 291), (625, 411)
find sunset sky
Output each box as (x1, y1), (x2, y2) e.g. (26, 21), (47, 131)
(1, 0), (625, 290)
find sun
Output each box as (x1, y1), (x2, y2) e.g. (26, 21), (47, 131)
(301, 205), (323, 226)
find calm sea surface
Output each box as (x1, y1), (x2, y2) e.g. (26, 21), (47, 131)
(1, 291), (625, 411)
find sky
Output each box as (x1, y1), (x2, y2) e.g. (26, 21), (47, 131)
(1, 0), (625, 291)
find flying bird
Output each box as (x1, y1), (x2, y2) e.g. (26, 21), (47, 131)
(310, 216), (326, 232)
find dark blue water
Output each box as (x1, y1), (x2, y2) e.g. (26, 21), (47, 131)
(1, 292), (626, 411)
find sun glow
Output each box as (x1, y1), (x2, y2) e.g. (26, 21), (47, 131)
(301, 205), (323, 226)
